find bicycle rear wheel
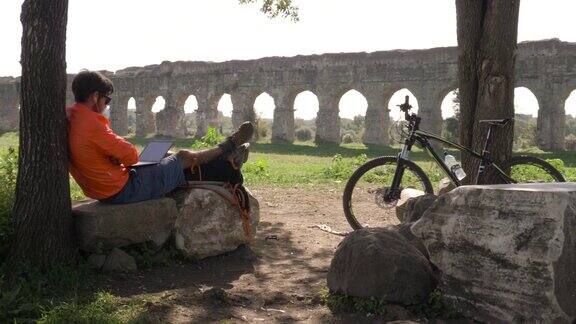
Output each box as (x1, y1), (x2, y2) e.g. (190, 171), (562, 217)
(343, 156), (433, 230)
(504, 155), (565, 183)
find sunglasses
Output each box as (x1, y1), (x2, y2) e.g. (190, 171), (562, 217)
(102, 94), (112, 105)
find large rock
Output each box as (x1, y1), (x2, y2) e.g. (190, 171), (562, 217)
(327, 227), (437, 305)
(102, 248), (137, 273)
(403, 194), (437, 223)
(395, 188), (425, 222)
(437, 177), (456, 195)
(73, 198), (178, 252)
(411, 183), (576, 323)
(170, 188), (260, 259)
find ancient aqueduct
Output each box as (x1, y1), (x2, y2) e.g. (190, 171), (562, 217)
(0, 38), (575, 150)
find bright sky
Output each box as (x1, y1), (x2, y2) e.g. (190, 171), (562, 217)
(1, 0), (576, 120)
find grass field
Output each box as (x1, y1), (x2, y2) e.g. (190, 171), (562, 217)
(1, 131), (575, 200)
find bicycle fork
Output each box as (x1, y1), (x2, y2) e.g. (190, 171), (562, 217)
(387, 143), (412, 202)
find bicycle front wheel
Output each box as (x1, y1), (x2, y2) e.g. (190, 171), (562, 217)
(504, 155), (565, 183)
(343, 156), (433, 230)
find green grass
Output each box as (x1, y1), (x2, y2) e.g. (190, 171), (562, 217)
(2, 131), (575, 194)
(0, 264), (148, 323)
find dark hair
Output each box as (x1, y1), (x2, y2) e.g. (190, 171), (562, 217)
(72, 70), (114, 103)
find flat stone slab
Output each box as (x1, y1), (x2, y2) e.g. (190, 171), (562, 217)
(73, 198), (178, 252)
(411, 182), (576, 323)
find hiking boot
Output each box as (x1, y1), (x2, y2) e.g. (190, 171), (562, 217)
(227, 143), (250, 170)
(218, 121), (254, 154)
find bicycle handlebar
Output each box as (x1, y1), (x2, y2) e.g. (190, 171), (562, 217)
(397, 95), (416, 122)
(397, 95), (412, 112)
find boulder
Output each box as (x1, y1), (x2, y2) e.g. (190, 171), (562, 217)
(327, 227), (437, 305)
(437, 177), (456, 195)
(396, 223), (431, 260)
(395, 188), (425, 222)
(102, 248), (137, 273)
(403, 194), (438, 223)
(411, 183), (576, 323)
(87, 254), (107, 270)
(170, 188), (260, 259)
(73, 198), (178, 253)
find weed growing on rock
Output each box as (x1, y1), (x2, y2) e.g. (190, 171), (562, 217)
(321, 290), (387, 316)
(406, 289), (455, 319)
(322, 289), (455, 319)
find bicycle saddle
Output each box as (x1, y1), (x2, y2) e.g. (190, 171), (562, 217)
(479, 118), (510, 126)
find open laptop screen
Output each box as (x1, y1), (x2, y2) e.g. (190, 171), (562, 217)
(139, 141), (173, 163)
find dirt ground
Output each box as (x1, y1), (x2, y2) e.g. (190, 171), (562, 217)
(100, 185), (413, 323)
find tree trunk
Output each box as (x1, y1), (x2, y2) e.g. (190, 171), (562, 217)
(8, 0), (74, 269)
(456, 0), (520, 184)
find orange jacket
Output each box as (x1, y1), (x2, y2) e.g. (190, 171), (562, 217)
(67, 103), (139, 199)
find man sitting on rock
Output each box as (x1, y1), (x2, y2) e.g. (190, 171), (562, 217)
(67, 70), (254, 204)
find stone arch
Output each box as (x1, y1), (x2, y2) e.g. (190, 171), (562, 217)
(512, 87), (539, 149)
(565, 89), (576, 118)
(182, 94), (198, 135)
(293, 90), (319, 142)
(294, 90), (319, 122)
(514, 87), (539, 117)
(253, 92), (275, 120)
(338, 89), (368, 119)
(564, 89), (576, 148)
(338, 89), (368, 144)
(127, 97), (136, 135)
(439, 88), (460, 142)
(183, 94), (198, 114)
(151, 96), (165, 113)
(253, 92), (275, 139)
(440, 88), (459, 120)
(217, 93), (233, 134)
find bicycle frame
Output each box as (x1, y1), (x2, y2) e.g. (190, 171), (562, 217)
(392, 125), (515, 189)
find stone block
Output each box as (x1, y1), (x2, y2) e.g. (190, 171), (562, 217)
(170, 188), (260, 259)
(411, 183), (576, 323)
(73, 198), (178, 253)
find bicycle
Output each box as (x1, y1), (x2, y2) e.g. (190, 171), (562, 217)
(343, 96), (566, 230)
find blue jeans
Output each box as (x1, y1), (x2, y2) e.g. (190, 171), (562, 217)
(101, 154), (186, 204)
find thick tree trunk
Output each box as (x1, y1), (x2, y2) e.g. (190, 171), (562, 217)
(456, 0), (520, 184)
(8, 0), (74, 268)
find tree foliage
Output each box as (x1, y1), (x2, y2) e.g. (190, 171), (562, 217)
(238, 0), (299, 21)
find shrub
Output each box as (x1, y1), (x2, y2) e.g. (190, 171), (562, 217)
(0, 148), (17, 258)
(321, 154), (367, 181)
(243, 158), (270, 178)
(295, 127), (313, 141)
(341, 133), (355, 144)
(191, 127), (224, 149)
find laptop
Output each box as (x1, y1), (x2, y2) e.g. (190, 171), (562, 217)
(132, 140), (174, 167)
